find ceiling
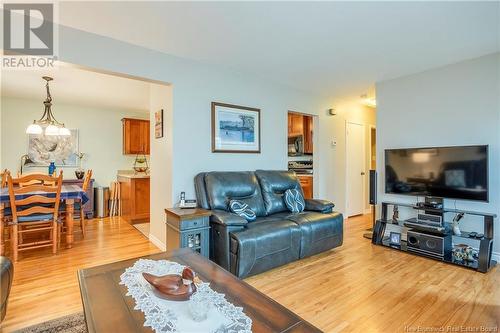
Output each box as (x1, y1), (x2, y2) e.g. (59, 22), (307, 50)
(1, 64), (151, 111)
(57, 1), (500, 98)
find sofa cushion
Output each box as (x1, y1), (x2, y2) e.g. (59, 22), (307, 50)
(284, 189), (305, 213)
(229, 200), (256, 222)
(230, 219), (301, 278)
(255, 170), (303, 215)
(287, 211), (343, 258)
(204, 172), (266, 216)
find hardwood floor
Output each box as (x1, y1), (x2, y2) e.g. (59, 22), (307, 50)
(2, 214), (499, 332)
(246, 215), (500, 332)
(1, 217), (160, 332)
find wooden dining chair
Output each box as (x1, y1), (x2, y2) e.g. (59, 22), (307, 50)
(62, 170), (92, 237)
(1, 170), (9, 188)
(1, 170), (11, 255)
(16, 171), (47, 187)
(7, 171), (63, 262)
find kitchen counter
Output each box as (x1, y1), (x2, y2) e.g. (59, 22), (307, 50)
(117, 173), (150, 224)
(116, 173), (150, 179)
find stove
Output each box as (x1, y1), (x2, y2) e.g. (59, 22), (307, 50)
(288, 160), (313, 174)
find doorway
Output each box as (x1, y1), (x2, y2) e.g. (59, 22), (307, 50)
(346, 122), (365, 217)
(287, 111), (315, 199)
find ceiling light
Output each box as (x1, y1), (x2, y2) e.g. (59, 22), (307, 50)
(26, 76), (71, 136)
(360, 94), (377, 108)
(45, 124), (60, 136)
(58, 127), (71, 136)
(26, 123), (43, 135)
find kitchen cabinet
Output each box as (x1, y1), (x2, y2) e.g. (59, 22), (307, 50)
(122, 118), (150, 155)
(288, 114), (304, 137)
(303, 116), (313, 154)
(288, 114), (313, 154)
(298, 175), (313, 199)
(117, 174), (150, 224)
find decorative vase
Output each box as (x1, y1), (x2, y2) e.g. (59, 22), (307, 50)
(48, 162), (56, 176)
(452, 222), (461, 236)
(75, 168), (85, 179)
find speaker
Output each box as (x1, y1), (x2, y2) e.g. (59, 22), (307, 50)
(407, 230), (451, 258)
(363, 170), (378, 240)
(369, 170), (377, 205)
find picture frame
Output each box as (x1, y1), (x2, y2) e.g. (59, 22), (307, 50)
(389, 231), (402, 248)
(27, 129), (79, 167)
(211, 102), (261, 153)
(155, 109), (164, 139)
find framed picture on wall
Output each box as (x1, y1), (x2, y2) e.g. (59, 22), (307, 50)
(28, 129), (79, 166)
(155, 109), (164, 139)
(211, 102), (261, 153)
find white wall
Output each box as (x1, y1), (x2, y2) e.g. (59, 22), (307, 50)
(317, 100), (376, 215)
(376, 53), (500, 256)
(53, 25), (376, 248)
(0, 97), (148, 187)
(149, 83), (173, 249)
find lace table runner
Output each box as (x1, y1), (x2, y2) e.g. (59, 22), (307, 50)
(120, 259), (252, 333)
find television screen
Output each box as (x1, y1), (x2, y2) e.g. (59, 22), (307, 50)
(385, 145), (488, 201)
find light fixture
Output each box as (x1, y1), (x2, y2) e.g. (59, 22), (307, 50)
(360, 94), (377, 108)
(26, 76), (70, 136)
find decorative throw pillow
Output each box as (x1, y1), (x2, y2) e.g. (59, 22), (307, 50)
(229, 200), (256, 222)
(284, 189), (305, 213)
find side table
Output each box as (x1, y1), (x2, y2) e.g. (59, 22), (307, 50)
(165, 208), (211, 257)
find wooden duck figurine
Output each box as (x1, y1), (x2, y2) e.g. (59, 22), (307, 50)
(142, 267), (197, 301)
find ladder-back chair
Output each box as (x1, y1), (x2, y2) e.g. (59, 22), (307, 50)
(7, 171), (63, 261)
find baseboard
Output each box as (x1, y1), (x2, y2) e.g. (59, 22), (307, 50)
(148, 233), (166, 251)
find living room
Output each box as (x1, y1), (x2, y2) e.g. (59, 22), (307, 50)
(0, 2), (498, 333)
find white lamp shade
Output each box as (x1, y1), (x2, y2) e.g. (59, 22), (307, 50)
(59, 127), (71, 136)
(45, 124), (60, 136)
(26, 123), (43, 135)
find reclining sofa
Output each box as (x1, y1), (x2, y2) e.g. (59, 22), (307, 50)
(195, 170), (343, 278)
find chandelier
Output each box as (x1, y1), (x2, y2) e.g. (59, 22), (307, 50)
(26, 76), (70, 136)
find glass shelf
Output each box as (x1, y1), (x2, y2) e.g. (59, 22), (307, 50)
(380, 238), (479, 270)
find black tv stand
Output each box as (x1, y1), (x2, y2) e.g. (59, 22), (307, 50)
(372, 201), (497, 273)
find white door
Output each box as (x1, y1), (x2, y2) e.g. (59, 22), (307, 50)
(346, 122), (365, 217)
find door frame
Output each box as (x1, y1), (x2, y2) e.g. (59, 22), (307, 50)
(345, 121), (366, 217)
(366, 124), (376, 214)
(287, 110), (319, 198)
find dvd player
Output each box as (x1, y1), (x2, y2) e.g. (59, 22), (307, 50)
(403, 220), (449, 235)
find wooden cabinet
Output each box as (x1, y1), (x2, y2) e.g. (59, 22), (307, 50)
(298, 175), (313, 199)
(288, 114), (304, 137)
(122, 118), (150, 155)
(303, 116), (313, 154)
(118, 175), (150, 224)
(288, 113), (313, 154)
(165, 208), (211, 258)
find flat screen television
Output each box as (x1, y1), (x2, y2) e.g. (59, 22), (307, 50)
(385, 145), (488, 202)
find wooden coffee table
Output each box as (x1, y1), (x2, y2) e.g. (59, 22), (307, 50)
(78, 248), (321, 333)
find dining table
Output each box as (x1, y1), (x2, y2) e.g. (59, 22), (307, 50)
(0, 184), (89, 255)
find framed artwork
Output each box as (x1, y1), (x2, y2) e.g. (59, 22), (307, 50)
(155, 109), (164, 139)
(28, 129), (79, 166)
(211, 102), (261, 153)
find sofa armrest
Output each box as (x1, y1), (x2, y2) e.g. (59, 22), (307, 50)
(305, 199), (335, 213)
(210, 210), (248, 226)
